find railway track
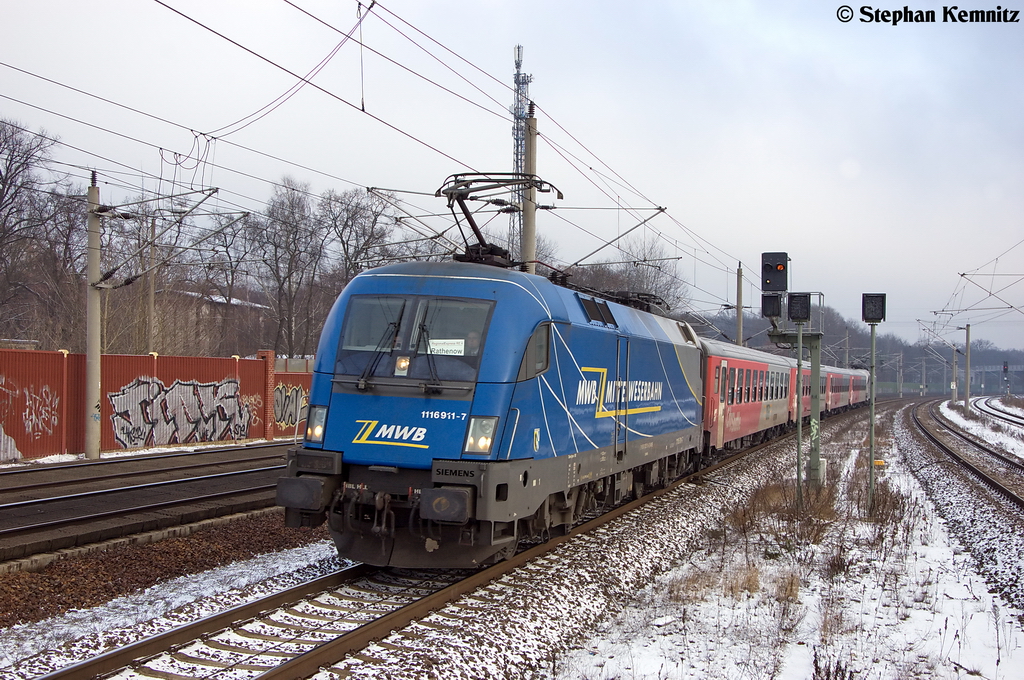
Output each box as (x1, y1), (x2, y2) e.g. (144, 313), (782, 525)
(0, 445), (287, 495)
(974, 396), (1024, 429)
(3, 405), (876, 676)
(25, 428), (792, 680)
(911, 401), (1024, 511)
(0, 444), (290, 564)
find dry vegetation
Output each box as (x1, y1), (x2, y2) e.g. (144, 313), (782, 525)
(652, 419), (929, 679)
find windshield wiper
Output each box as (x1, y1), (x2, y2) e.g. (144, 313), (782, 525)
(416, 322), (443, 394)
(357, 321), (399, 391)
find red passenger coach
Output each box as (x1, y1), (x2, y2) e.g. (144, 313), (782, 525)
(701, 339), (795, 452)
(699, 339), (869, 456)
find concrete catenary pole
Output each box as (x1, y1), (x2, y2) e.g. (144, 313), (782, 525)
(521, 102), (538, 275)
(148, 217), (156, 354)
(735, 263), (743, 347)
(952, 349), (958, 404)
(85, 173), (102, 459)
(964, 324), (971, 411)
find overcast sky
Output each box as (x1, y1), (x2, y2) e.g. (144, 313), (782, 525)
(3, 1), (1022, 350)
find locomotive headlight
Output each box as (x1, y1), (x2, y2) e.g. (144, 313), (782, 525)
(306, 405), (328, 443)
(463, 416), (499, 454)
(395, 355), (410, 377)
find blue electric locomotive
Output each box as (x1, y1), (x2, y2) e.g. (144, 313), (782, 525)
(276, 260), (706, 568)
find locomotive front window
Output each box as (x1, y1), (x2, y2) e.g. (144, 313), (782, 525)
(407, 298), (494, 381)
(335, 295), (493, 382)
(340, 296), (406, 351)
(410, 299), (492, 358)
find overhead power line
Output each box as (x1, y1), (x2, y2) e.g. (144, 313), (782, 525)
(151, 0), (475, 170)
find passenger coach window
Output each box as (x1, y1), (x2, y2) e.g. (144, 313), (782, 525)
(728, 368), (736, 404)
(745, 369), (751, 403)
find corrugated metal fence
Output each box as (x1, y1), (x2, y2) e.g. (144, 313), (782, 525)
(0, 349), (312, 461)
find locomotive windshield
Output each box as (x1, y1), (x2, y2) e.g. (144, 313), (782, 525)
(336, 295), (494, 382)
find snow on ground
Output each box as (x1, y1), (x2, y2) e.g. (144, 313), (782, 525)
(3, 406), (1024, 679)
(940, 399), (1024, 461)
(0, 543), (344, 677)
(552, 404), (1024, 680)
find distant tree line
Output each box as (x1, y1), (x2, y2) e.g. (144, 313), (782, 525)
(0, 117), (452, 357)
(0, 117), (696, 359)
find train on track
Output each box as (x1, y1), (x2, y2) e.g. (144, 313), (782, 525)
(276, 258), (869, 568)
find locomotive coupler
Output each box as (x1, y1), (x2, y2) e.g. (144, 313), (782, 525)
(371, 492), (395, 537)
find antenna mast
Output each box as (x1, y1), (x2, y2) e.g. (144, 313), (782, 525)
(509, 45), (533, 262)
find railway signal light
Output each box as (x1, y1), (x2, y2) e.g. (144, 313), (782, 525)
(788, 292), (811, 322)
(761, 252), (788, 292)
(862, 293), (886, 324)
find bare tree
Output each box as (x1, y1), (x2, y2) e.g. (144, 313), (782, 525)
(566, 236), (688, 311)
(249, 177), (331, 357)
(317, 188), (399, 285)
(0, 119), (63, 343)
(15, 188), (88, 351)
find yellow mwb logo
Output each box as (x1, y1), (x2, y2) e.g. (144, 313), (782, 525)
(353, 420), (429, 448)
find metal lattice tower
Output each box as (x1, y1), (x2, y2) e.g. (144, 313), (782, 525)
(508, 45), (532, 261)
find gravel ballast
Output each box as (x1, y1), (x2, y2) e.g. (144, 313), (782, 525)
(0, 512), (330, 629)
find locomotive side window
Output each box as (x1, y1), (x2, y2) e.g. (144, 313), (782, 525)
(517, 323), (551, 381)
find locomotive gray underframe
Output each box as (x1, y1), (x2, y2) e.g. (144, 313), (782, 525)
(429, 421), (703, 527)
(281, 412), (702, 541)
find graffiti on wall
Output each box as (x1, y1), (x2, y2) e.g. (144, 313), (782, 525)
(108, 377), (254, 448)
(274, 383), (308, 431)
(23, 384), (60, 440)
(0, 375), (20, 461)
